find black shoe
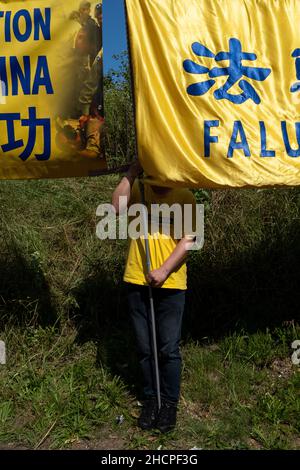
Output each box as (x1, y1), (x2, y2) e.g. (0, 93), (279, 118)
(137, 398), (158, 430)
(156, 401), (177, 433)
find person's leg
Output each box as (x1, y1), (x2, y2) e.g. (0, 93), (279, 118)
(155, 288), (185, 404)
(127, 283), (156, 399)
(154, 288), (186, 432)
(127, 283), (158, 429)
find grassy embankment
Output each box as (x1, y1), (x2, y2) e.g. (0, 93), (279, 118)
(0, 178), (299, 449)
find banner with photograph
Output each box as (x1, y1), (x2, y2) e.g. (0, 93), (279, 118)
(0, 0), (106, 180)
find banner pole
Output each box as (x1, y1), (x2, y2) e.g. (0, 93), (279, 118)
(124, 0), (162, 410)
(139, 179), (162, 411)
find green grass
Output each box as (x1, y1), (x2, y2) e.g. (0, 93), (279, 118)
(180, 330), (300, 450)
(0, 325), (130, 449)
(0, 176), (299, 449)
(0, 324), (299, 450)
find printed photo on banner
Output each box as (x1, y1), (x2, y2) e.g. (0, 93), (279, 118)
(0, 0), (106, 180)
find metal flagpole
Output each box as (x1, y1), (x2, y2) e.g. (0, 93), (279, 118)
(123, 0), (161, 410)
(139, 179), (162, 411)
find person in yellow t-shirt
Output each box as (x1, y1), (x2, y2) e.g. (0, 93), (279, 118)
(112, 160), (197, 433)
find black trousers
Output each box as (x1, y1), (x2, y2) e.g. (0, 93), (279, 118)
(126, 283), (186, 404)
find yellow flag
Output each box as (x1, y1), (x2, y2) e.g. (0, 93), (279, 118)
(0, 0), (106, 180)
(126, 0), (300, 188)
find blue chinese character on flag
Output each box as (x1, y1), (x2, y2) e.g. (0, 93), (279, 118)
(291, 48), (300, 93)
(0, 107), (51, 161)
(183, 38), (271, 105)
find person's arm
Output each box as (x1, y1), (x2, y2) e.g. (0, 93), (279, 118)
(112, 160), (143, 215)
(146, 236), (195, 287)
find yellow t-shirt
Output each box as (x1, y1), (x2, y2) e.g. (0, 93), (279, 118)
(123, 180), (196, 290)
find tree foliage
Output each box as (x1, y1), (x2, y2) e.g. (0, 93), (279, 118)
(104, 52), (136, 167)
